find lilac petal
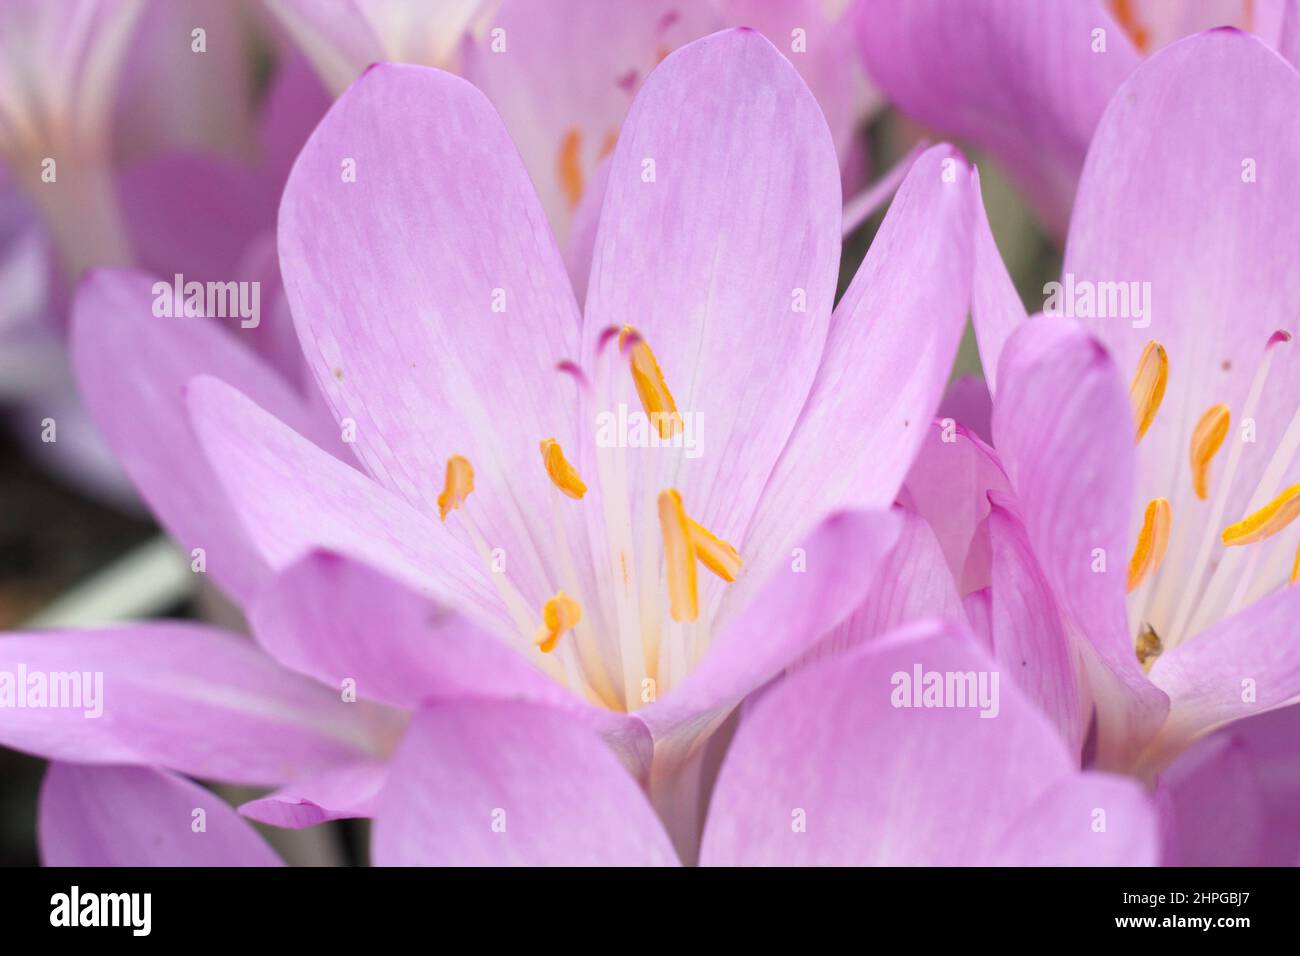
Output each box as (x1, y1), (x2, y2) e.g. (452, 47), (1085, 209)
(1158, 734), (1265, 865)
(970, 168), (1027, 396)
(700, 619), (1159, 864)
(737, 145), (976, 603)
(185, 374), (511, 634)
(642, 508), (901, 750)
(462, 0), (719, 248)
(249, 550), (654, 778)
(70, 269), (333, 604)
(373, 702), (678, 866)
(40, 764), (282, 867)
(800, 508), (966, 668)
(239, 760), (389, 829)
(278, 62), (589, 613)
(986, 494), (1086, 755)
(989, 773), (1160, 866)
(854, 0), (1139, 235)
(899, 418), (1009, 593)
(0, 623), (397, 785)
(1063, 30), (1300, 611)
(717, 0), (878, 178)
(581, 28), (842, 584)
(992, 318), (1168, 768)
(937, 374), (994, 445)
(1147, 585), (1300, 760)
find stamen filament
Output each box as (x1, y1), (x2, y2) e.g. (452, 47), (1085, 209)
(658, 489), (698, 622)
(1168, 331), (1289, 643)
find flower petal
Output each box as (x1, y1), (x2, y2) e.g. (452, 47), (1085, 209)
(185, 374), (511, 635)
(238, 759), (389, 829)
(249, 549), (654, 778)
(70, 268), (333, 604)
(580, 28), (842, 576)
(988, 773), (1160, 866)
(278, 62), (588, 612)
(1158, 734), (1265, 865)
(992, 318), (1169, 767)
(372, 701), (678, 866)
(0, 623), (397, 785)
(854, 0), (1140, 235)
(798, 508), (966, 668)
(1063, 30), (1300, 622)
(40, 763), (282, 867)
(642, 508), (901, 752)
(986, 493), (1087, 754)
(736, 145), (975, 605)
(1146, 584), (1300, 760)
(462, 0), (719, 248)
(700, 619), (1158, 864)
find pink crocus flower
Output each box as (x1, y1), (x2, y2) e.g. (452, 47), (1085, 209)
(964, 30), (1300, 792)
(4, 28), (1000, 864)
(854, 0), (1300, 236)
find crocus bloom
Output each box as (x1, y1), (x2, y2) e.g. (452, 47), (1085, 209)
(19, 27), (987, 864)
(970, 30), (1300, 781)
(855, 0), (1300, 235)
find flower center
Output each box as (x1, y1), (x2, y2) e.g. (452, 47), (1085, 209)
(436, 327), (740, 711)
(1126, 332), (1299, 667)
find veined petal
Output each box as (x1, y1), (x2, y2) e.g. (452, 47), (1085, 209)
(40, 764), (282, 867)
(700, 620), (1159, 865)
(992, 319), (1169, 767)
(373, 702), (678, 866)
(1065, 31), (1300, 569)
(853, 0), (1139, 236)
(279, 62), (591, 614)
(736, 145), (975, 612)
(0, 623), (399, 785)
(580, 29), (842, 601)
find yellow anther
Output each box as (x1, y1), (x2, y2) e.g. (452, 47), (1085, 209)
(535, 592), (582, 653)
(658, 489), (698, 622)
(558, 127), (583, 209)
(1129, 340), (1168, 443)
(1221, 483), (1300, 547)
(539, 438), (587, 499)
(619, 325), (682, 438)
(687, 517), (742, 582)
(437, 455), (474, 521)
(1127, 497), (1172, 592)
(1291, 541), (1300, 587)
(1189, 403), (1230, 500)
